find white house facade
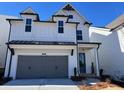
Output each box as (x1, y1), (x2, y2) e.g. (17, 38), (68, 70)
(90, 14), (124, 77)
(4, 4), (101, 79)
(0, 15), (17, 70)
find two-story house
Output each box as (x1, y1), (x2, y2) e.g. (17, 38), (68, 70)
(4, 4), (101, 79)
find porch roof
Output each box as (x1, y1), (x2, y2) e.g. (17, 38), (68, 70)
(78, 42), (101, 49)
(7, 40), (76, 46)
(78, 42), (101, 45)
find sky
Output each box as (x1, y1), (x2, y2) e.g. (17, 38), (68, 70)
(0, 2), (124, 27)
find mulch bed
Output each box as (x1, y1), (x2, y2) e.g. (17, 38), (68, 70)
(0, 77), (12, 85)
(111, 79), (124, 87)
(79, 82), (121, 90)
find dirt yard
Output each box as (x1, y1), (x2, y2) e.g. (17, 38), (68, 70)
(78, 82), (124, 90)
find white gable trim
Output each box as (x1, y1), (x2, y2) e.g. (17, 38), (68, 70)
(50, 3), (91, 23)
(21, 7), (37, 14)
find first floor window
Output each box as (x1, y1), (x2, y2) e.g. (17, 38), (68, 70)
(77, 30), (83, 40)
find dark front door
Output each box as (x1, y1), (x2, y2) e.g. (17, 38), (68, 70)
(79, 53), (86, 73)
(16, 55), (68, 79)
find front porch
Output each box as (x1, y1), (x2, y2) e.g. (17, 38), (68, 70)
(77, 42), (101, 77)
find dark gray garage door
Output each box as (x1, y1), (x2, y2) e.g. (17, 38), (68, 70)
(16, 55), (68, 79)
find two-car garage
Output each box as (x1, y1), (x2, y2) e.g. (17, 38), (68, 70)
(4, 43), (77, 79)
(16, 55), (68, 79)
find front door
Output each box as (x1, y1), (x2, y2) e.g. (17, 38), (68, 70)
(79, 53), (86, 73)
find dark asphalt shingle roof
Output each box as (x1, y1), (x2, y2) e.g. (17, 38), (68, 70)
(78, 42), (101, 45)
(7, 40), (101, 45)
(7, 40), (76, 45)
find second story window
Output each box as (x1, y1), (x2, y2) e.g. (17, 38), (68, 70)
(25, 19), (32, 32)
(58, 21), (64, 33)
(77, 30), (83, 40)
(69, 15), (73, 19)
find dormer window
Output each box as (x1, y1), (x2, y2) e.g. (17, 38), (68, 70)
(25, 19), (32, 32)
(58, 21), (64, 33)
(77, 30), (83, 40)
(69, 15), (73, 19)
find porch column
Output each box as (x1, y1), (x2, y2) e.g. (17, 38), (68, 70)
(94, 48), (100, 77)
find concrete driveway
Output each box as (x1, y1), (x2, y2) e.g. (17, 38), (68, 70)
(0, 79), (79, 90)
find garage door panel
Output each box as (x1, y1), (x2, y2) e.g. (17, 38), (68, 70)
(16, 56), (45, 79)
(54, 56), (68, 78)
(44, 56), (68, 78)
(16, 55), (68, 79)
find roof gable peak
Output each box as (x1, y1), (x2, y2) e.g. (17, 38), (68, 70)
(21, 7), (37, 14)
(62, 3), (75, 11)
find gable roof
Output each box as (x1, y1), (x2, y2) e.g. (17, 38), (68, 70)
(106, 14), (124, 30)
(20, 7), (40, 21)
(62, 4), (75, 11)
(21, 7), (37, 14)
(51, 3), (91, 24)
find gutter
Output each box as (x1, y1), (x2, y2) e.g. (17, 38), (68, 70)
(84, 21), (92, 26)
(75, 23), (80, 76)
(6, 19), (23, 21)
(52, 15), (69, 21)
(110, 23), (124, 32)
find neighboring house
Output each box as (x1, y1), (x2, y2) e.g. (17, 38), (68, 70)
(90, 14), (124, 77)
(4, 4), (101, 79)
(0, 15), (17, 71)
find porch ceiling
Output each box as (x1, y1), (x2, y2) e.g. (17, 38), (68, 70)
(79, 47), (93, 50)
(8, 44), (76, 50)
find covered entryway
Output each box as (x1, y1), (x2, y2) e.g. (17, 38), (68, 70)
(16, 55), (68, 79)
(78, 42), (101, 77)
(4, 42), (77, 79)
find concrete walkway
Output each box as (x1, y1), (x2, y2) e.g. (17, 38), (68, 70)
(0, 79), (79, 90)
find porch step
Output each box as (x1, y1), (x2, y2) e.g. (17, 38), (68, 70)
(80, 73), (98, 78)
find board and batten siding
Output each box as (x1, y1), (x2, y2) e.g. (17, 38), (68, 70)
(56, 9), (90, 42)
(10, 20), (77, 43)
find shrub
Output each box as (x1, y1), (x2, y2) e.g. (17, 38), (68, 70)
(74, 67), (77, 77)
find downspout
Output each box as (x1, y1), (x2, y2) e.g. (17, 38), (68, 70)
(76, 23), (80, 76)
(96, 43), (101, 77)
(7, 44), (14, 78)
(67, 15), (79, 76)
(4, 19), (12, 78)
